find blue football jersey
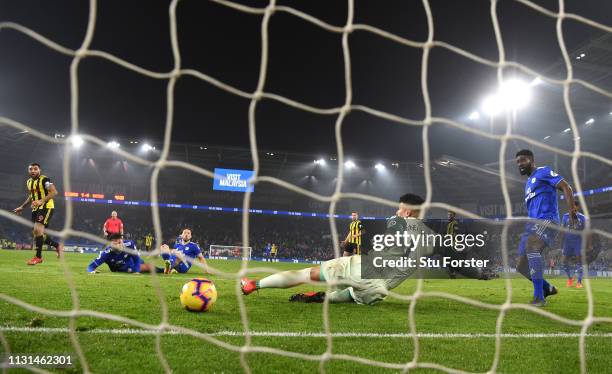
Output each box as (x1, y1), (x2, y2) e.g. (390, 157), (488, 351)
(524, 166), (564, 222)
(88, 240), (140, 273)
(562, 212), (586, 247)
(174, 241), (202, 261)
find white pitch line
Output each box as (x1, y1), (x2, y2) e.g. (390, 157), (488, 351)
(1, 326), (611, 338)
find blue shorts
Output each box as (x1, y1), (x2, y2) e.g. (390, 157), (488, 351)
(175, 262), (191, 273)
(116, 258), (142, 273)
(518, 220), (558, 256)
(162, 253), (194, 273)
(563, 244), (581, 257)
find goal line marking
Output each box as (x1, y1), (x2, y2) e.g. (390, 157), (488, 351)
(1, 326), (610, 339)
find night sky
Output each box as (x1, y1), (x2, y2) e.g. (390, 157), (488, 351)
(1, 0), (611, 164)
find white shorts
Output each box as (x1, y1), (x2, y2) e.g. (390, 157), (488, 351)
(321, 255), (388, 305)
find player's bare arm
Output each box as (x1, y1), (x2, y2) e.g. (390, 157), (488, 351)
(557, 180), (577, 226)
(13, 194), (31, 214)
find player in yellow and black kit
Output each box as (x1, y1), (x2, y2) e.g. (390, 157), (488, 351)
(445, 211), (460, 278)
(13, 163), (63, 265)
(145, 233), (154, 251)
(342, 211), (365, 256)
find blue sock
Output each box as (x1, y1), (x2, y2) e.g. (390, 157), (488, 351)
(168, 254), (177, 268)
(527, 253), (544, 300)
(563, 262), (573, 279)
(161, 253), (170, 261)
(576, 263), (584, 283)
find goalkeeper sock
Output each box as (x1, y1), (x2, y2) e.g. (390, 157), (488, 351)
(527, 253), (544, 300)
(44, 236), (59, 248)
(563, 262), (573, 279)
(257, 268), (311, 289)
(35, 236), (44, 258)
(576, 263), (584, 283)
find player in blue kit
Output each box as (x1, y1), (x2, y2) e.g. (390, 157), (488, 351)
(264, 243), (272, 258)
(516, 149), (577, 306)
(87, 233), (163, 274)
(560, 201), (591, 289)
(161, 228), (207, 274)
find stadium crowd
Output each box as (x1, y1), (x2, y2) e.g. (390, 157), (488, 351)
(1, 203), (610, 270)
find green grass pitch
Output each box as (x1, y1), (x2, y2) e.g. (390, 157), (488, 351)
(0, 250), (611, 373)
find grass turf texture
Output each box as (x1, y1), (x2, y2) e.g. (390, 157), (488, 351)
(0, 250), (611, 373)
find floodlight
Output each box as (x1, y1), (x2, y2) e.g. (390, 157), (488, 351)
(70, 135), (84, 148)
(481, 79), (532, 116)
(499, 79), (531, 110)
(530, 77), (542, 86)
(481, 94), (503, 116)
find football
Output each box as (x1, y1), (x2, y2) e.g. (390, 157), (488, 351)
(180, 278), (218, 312)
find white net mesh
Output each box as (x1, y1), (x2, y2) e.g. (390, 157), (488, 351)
(0, 0), (611, 373)
(209, 245), (252, 259)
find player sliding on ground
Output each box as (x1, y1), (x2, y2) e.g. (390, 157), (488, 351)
(241, 193), (493, 305)
(160, 228), (208, 274)
(87, 233), (163, 274)
(515, 149), (577, 306)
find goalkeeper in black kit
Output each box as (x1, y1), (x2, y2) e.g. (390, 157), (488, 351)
(241, 193), (495, 304)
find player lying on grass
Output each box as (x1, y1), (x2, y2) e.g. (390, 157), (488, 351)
(160, 228), (207, 274)
(241, 193), (494, 305)
(87, 233), (163, 274)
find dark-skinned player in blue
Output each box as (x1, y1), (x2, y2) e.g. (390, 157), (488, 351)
(515, 149), (577, 307)
(160, 228), (208, 274)
(87, 233), (163, 274)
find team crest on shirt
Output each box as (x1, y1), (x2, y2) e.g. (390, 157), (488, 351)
(531, 177), (536, 183)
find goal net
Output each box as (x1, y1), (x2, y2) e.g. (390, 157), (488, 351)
(0, 0), (611, 373)
(209, 244), (252, 260)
